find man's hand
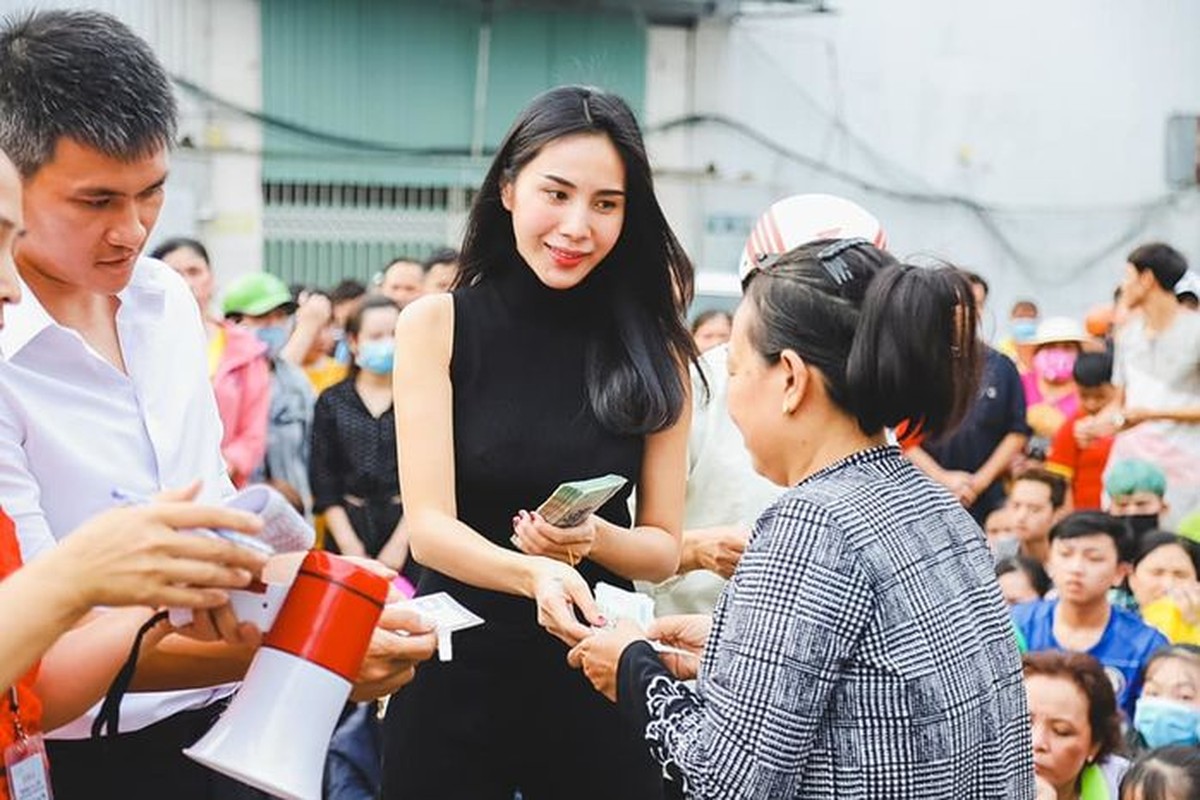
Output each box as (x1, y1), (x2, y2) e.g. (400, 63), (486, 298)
(263, 553), (434, 701)
(350, 606), (438, 701)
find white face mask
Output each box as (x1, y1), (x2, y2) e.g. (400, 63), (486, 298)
(253, 319), (294, 359)
(990, 535), (1021, 561)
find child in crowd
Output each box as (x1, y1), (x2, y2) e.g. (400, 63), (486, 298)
(1120, 746), (1200, 800)
(1014, 511), (1168, 718)
(997, 556), (1052, 606)
(1106, 459), (1170, 539)
(1047, 352), (1116, 510)
(1131, 645), (1200, 750)
(1009, 468), (1069, 565)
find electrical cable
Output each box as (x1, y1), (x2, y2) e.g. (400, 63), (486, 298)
(172, 74), (1194, 284)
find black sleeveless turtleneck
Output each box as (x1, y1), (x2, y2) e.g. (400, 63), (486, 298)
(419, 261), (645, 633)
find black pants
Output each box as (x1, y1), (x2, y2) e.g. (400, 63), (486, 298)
(381, 627), (664, 800)
(46, 703), (267, 800)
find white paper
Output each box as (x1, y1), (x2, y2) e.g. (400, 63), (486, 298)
(594, 582), (655, 630)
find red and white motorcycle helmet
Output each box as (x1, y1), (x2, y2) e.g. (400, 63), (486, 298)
(737, 193), (888, 284)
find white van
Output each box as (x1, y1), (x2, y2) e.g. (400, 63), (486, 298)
(690, 271), (741, 318)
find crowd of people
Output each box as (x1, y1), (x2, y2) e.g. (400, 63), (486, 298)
(0, 8), (1198, 800)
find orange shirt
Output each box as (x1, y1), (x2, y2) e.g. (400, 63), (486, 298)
(1046, 415), (1114, 510)
(0, 510), (43, 800)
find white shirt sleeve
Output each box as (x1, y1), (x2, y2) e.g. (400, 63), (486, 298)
(0, 389), (57, 560)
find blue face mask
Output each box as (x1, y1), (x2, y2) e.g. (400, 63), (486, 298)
(1011, 318), (1039, 344)
(356, 339), (395, 375)
(1134, 696), (1200, 748)
(255, 324), (291, 359)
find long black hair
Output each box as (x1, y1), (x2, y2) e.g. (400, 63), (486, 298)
(742, 239), (981, 440)
(455, 85), (699, 436)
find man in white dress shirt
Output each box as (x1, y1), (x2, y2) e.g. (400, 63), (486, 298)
(0, 10), (434, 798)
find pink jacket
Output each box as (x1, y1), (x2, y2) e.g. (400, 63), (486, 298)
(212, 323), (270, 487)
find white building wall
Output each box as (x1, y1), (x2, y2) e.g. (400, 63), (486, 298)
(645, 0), (1200, 324)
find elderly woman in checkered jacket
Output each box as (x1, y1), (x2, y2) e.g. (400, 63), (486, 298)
(570, 240), (1036, 799)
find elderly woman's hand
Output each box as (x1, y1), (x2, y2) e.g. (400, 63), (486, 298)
(647, 614), (711, 681)
(567, 619), (646, 702)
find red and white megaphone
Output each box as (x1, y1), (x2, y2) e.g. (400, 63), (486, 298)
(184, 551), (388, 800)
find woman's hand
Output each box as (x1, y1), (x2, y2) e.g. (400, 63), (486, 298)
(647, 614), (711, 680)
(567, 619), (646, 702)
(528, 557), (606, 647)
(684, 526), (748, 579)
(511, 510), (596, 567)
(1168, 581), (1200, 626)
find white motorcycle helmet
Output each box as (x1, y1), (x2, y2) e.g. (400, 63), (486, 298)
(737, 193), (888, 284)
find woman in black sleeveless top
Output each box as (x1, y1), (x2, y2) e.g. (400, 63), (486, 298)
(381, 86), (700, 799)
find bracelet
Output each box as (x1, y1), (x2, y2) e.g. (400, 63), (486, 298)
(1109, 412), (1126, 430)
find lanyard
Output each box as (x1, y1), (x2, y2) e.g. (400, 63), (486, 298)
(8, 687), (25, 743)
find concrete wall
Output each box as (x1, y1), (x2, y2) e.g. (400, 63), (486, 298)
(644, 0), (1200, 325)
(10, 0), (1196, 323)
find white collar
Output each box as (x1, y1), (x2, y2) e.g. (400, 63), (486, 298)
(0, 257), (167, 359)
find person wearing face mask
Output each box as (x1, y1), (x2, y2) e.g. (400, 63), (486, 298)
(1024, 317), (1090, 445)
(1106, 459), (1170, 541)
(309, 297), (415, 581)
(998, 299), (1041, 372)
(222, 272), (316, 511)
(1130, 645), (1200, 751)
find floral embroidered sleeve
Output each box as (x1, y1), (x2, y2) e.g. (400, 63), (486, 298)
(616, 498), (874, 799)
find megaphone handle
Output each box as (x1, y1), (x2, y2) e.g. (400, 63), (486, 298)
(165, 584), (290, 633)
(168, 606), (194, 628)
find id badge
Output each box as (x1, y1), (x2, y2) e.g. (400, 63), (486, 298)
(4, 733), (54, 800)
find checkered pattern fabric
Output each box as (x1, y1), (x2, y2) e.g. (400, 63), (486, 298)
(628, 447), (1034, 798)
